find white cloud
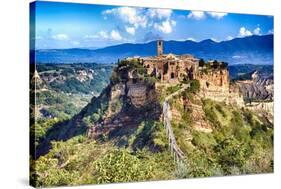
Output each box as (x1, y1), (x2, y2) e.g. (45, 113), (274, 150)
(268, 29), (274, 34)
(207, 12), (228, 19)
(52, 34), (69, 40)
(84, 34), (98, 39)
(238, 27), (252, 37)
(187, 37), (196, 42)
(187, 11), (227, 20)
(99, 31), (109, 39)
(125, 26), (135, 35)
(226, 36), (234, 41)
(84, 30), (123, 41)
(103, 7), (176, 34)
(103, 7), (147, 28)
(148, 9), (172, 19)
(110, 30), (122, 41)
(187, 11), (206, 20)
(211, 37), (219, 42)
(154, 19), (176, 34)
(253, 27), (261, 35)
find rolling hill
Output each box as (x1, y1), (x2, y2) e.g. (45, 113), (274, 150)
(35, 34), (273, 65)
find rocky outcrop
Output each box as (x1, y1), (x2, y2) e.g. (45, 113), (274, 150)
(190, 103), (212, 133)
(87, 63), (161, 140)
(197, 69), (244, 107)
(246, 101), (273, 124)
(236, 71), (273, 101)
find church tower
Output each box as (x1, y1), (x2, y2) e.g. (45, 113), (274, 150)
(157, 40), (163, 56)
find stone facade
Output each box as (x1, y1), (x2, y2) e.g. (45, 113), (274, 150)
(127, 40), (244, 107)
(196, 68), (244, 107)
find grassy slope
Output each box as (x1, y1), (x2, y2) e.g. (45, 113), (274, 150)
(170, 89), (273, 177)
(32, 62), (273, 186)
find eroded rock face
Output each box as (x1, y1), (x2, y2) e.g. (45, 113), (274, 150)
(197, 69), (244, 107)
(87, 78), (161, 140)
(126, 81), (158, 108)
(236, 71), (273, 101)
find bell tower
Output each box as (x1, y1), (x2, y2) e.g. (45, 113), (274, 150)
(157, 40), (163, 56)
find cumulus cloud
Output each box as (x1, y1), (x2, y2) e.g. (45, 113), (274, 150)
(207, 12), (228, 19)
(147, 9), (172, 19)
(52, 34), (69, 40)
(154, 19), (176, 34)
(110, 30), (122, 41)
(103, 7), (147, 29)
(238, 27), (252, 37)
(100, 31), (110, 39)
(187, 11), (206, 20)
(187, 11), (227, 20)
(142, 32), (162, 43)
(125, 26), (135, 35)
(253, 27), (261, 35)
(103, 7), (176, 34)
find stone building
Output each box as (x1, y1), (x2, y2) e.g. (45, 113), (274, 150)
(126, 40), (244, 107)
(141, 40), (199, 83)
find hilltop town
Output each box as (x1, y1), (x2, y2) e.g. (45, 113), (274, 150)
(126, 40), (244, 107)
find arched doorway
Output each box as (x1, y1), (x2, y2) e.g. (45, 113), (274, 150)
(171, 72), (175, 79)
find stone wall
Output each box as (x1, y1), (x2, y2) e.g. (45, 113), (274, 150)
(142, 54), (198, 83)
(197, 68), (244, 107)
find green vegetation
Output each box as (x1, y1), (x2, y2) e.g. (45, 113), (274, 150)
(194, 99), (273, 175)
(129, 121), (168, 152)
(200, 60), (228, 72)
(32, 135), (176, 187)
(188, 79), (200, 94)
(35, 90), (90, 120)
(32, 61), (273, 187)
(37, 63), (113, 95)
(166, 84), (182, 95)
(167, 87), (273, 178)
(112, 59), (157, 86)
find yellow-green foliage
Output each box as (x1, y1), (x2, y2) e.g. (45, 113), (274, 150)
(32, 134), (176, 187)
(129, 121), (168, 152)
(31, 118), (62, 146)
(168, 93), (273, 178)
(187, 99), (274, 176)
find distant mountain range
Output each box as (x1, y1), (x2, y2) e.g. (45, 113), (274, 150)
(35, 34), (273, 65)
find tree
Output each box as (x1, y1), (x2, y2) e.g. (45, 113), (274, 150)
(199, 59), (205, 67)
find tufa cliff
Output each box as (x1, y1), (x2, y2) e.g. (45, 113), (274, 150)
(196, 61), (244, 107)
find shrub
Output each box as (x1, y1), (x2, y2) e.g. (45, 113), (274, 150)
(191, 131), (217, 150)
(199, 59), (205, 67)
(215, 104), (225, 117)
(215, 137), (248, 174)
(93, 149), (154, 183)
(188, 80), (200, 94)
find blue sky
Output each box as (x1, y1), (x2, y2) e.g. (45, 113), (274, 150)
(32, 1), (274, 49)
